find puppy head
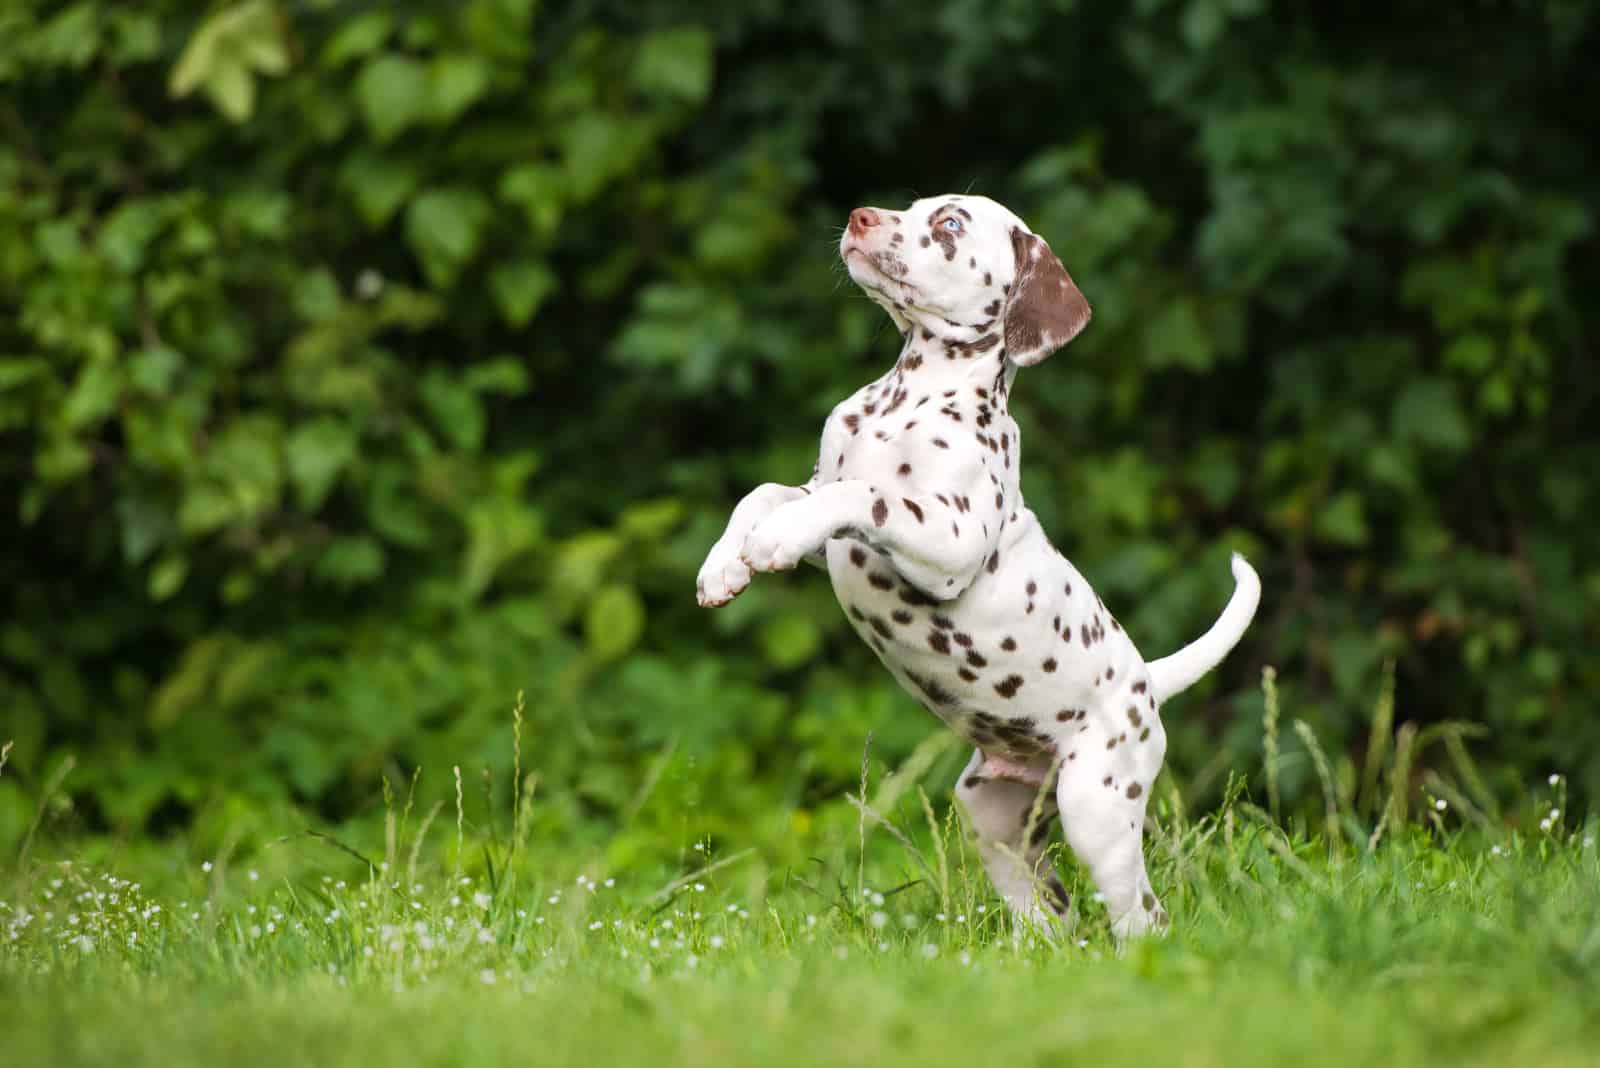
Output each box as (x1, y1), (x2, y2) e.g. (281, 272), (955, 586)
(838, 194), (1089, 365)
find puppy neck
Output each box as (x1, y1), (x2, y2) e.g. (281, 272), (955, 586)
(892, 327), (1010, 397)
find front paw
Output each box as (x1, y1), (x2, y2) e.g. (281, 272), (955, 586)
(696, 545), (752, 607)
(740, 511), (818, 574)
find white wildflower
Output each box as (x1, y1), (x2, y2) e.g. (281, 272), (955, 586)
(355, 269), (384, 299)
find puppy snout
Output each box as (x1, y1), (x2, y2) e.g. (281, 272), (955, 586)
(848, 207), (882, 236)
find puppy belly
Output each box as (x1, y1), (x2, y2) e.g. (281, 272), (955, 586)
(824, 534), (1146, 770)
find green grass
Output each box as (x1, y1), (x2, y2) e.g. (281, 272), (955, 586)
(4, 754), (1597, 1068)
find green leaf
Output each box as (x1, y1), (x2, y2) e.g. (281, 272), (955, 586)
(405, 188), (491, 287)
(356, 53), (429, 142)
(551, 532), (624, 602)
(117, 490), (175, 566)
(1181, 0), (1226, 50)
(169, 10), (222, 97)
(0, 357), (49, 392)
(429, 53), (493, 123)
(98, 200), (164, 272)
(129, 346), (182, 394)
(367, 467), (433, 548)
(462, 356), (530, 396)
(488, 259), (558, 327)
(61, 359), (122, 429)
(1391, 378), (1471, 453)
(234, 4), (288, 75)
(207, 416), (285, 521)
(292, 268), (342, 321)
(618, 499), (685, 541)
(759, 614), (822, 669)
(35, 435), (93, 484)
(418, 370), (486, 452)
(1313, 490), (1369, 547)
(338, 152), (421, 228)
(286, 418), (358, 511)
(148, 553), (190, 602)
(462, 499), (542, 600)
(585, 584), (646, 661)
(314, 536), (386, 588)
(32, 3), (101, 70)
(204, 58), (256, 122)
(168, 2), (286, 122)
(559, 114), (652, 202)
(149, 636), (227, 726)
(178, 483), (237, 536)
(498, 163), (565, 236)
(1143, 297), (1215, 372)
(1443, 333), (1496, 376)
(321, 11), (392, 67)
(632, 27), (714, 104)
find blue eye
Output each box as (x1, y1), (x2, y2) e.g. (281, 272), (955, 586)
(941, 217), (963, 233)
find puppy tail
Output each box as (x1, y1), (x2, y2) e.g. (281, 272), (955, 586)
(1146, 553), (1261, 702)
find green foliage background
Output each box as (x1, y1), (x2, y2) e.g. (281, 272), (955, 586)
(2, 0), (1596, 854)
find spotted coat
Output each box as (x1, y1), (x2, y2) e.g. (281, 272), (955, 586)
(696, 195), (1261, 941)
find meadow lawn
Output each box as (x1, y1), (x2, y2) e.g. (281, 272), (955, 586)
(4, 752), (1596, 1068)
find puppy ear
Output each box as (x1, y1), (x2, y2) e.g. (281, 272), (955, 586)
(1004, 226), (1090, 366)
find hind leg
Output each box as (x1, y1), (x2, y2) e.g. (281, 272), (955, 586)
(1055, 764), (1166, 940)
(953, 750), (1070, 932)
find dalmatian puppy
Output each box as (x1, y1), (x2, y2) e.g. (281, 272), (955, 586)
(696, 195), (1260, 939)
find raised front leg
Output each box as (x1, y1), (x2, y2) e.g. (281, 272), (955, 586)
(697, 482), (810, 606)
(740, 463), (999, 600)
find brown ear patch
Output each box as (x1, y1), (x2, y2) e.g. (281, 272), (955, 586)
(1004, 226), (1090, 366)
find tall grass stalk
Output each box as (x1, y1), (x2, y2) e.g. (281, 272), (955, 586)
(510, 689), (525, 889)
(1358, 658), (1396, 817)
(1293, 720), (1342, 857)
(1261, 666), (1281, 823)
(453, 765), (465, 877)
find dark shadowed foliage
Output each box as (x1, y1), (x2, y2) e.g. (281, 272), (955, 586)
(0, 0), (1596, 854)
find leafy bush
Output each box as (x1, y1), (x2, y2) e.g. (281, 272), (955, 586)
(1, 0), (1596, 851)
